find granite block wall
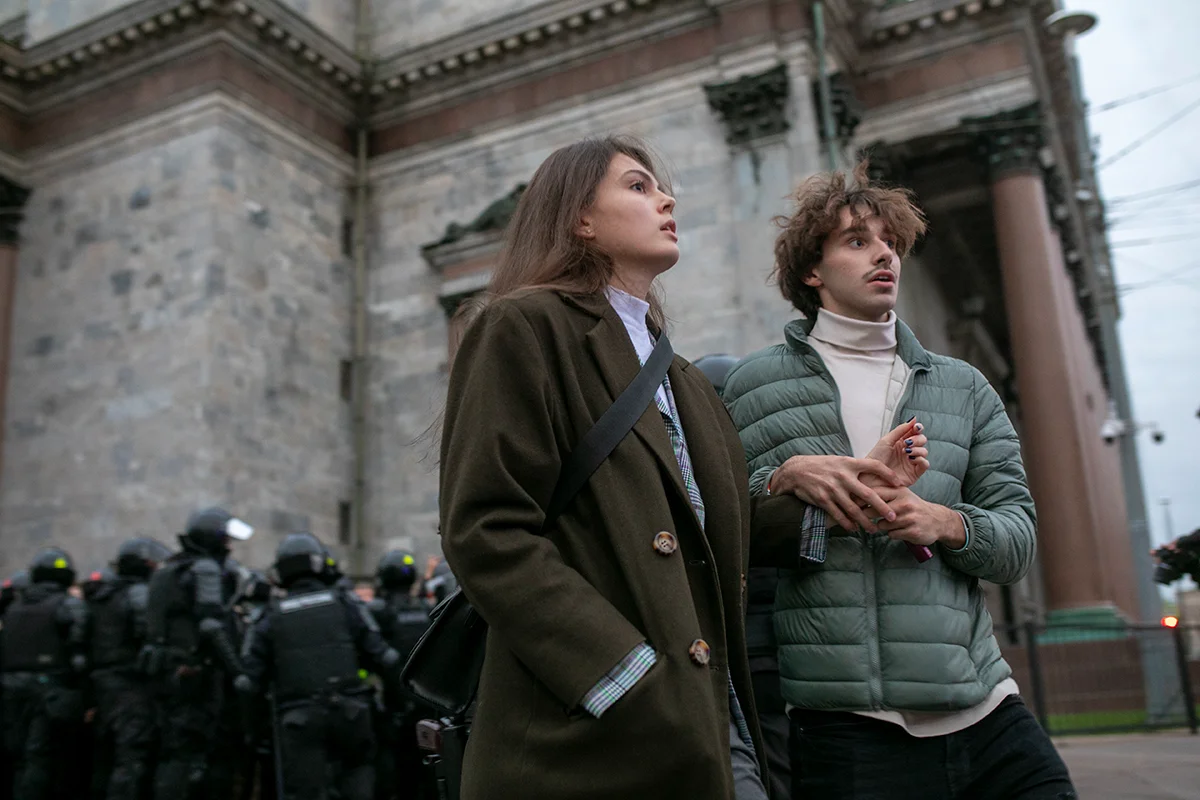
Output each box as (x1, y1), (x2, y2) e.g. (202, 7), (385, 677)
(278, 0), (358, 50)
(0, 109), (353, 575)
(0, 0), (23, 25)
(372, 0), (544, 57)
(26, 0), (131, 43)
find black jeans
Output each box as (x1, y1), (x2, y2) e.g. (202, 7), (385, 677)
(789, 695), (1077, 800)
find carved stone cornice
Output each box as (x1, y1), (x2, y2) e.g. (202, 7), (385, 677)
(964, 101), (1042, 177)
(0, 0), (360, 109)
(369, 0), (706, 118)
(0, 173), (30, 245)
(864, 0), (1029, 47)
(703, 63), (790, 147)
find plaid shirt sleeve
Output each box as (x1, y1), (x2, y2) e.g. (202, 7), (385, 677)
(799, 503), (829, 564)
(580, 643), (657, 718)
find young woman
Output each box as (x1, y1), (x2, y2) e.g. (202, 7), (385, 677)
(437, 137), (773, 799)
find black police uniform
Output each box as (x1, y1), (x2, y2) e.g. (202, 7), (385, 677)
(0, 571), (29, 800)
(238, 535), (401, 800)
(143, 508), (250, 800)
(86, 539), (167, 800)
(368, 551), (432, 800)
(0, 550), (89, 800)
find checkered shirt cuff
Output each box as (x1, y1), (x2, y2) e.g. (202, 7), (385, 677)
(799, 504), (829, 564)
(580, 643), (657, 718)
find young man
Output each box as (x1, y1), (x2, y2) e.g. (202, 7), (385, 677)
(723, 162), (1077, 799)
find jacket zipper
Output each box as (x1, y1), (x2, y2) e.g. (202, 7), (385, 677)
(806, 342), (933, 710)
(865, 362), (930, 708)
(803, 347), (887, 706)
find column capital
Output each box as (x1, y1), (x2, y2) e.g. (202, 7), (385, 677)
(965, 102), (1044, 178)
(704, 63), (791, 147)
(0, 175), (31, 246)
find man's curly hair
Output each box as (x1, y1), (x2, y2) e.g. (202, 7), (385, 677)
(774, 160), (927, 317)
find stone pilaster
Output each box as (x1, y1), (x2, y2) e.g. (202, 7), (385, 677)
(0, 174), (30, 489)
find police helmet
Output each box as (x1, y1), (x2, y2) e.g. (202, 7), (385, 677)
(273, 532), (327, 587)
(309, 543), (339, 586)
(692, 353), (740, 398)
(376, 550), (419, 592)
(2, 570), (29, 591)
(29, 547), (76, 587)
(181, 506), (254, 555)
(82, 566), (116, 599)
(1, 570), (29, 604)
(115, 537), (172, 578)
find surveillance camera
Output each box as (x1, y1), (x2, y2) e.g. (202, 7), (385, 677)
(1103, 434), (1116, 446)
(1099, 417), (1124, 444)
(1152, 431), (1165, 444)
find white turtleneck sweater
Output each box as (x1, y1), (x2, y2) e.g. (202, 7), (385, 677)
(806, 307), (1018, 738)
(807, 308), (902, 458)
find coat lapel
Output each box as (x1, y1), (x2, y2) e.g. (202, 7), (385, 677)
(580, 306), (692, 514)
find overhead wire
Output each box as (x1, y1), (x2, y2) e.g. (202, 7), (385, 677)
(1089, 72), (1200, 114)
(1097, 96), (1200, 170)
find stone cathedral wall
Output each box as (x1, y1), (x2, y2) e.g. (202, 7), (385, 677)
(0, 100), (354, 573)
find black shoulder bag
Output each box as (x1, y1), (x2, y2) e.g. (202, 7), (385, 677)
(400, 334), (674, 721)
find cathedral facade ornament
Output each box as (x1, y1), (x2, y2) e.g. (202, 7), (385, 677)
(703, 63), (790, 147)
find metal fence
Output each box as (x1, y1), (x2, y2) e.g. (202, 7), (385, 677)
(996, 621), (1199, 737)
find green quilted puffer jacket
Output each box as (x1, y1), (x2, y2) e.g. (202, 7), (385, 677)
(724, 316), (1037, 712)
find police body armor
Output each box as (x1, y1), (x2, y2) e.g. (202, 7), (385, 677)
(372, 595), (430, 661)
(146, 556), (225, 659)
(88, 582), (140, 669)
(269, 588), (360, 701)
(0, 590), (68, 672)
(745, 567), (780, 673)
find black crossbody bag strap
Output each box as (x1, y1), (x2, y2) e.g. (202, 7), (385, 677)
(541, 333), (674, 532)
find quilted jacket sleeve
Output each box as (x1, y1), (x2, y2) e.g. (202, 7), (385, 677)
(942, 368), (1037, 585)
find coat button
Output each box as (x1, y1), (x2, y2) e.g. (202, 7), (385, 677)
(688, 638), (711, 666)
(652, 531), (678, 556)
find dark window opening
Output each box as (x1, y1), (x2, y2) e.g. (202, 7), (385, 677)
(338, 501), (352, 546)
(340, 359), (353, 402)
(342, 219), (354, 258)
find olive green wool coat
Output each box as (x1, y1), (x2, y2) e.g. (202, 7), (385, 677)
(723, 316), (1037, 714)
(439, 290), (767, 800)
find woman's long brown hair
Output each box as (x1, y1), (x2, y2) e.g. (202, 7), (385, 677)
(459, 135), (671, 331)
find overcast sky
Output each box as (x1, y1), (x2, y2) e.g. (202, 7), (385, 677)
(1062, 0), (1200, 553)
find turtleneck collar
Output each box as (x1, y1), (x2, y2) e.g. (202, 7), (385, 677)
(809, 308), (897, 352)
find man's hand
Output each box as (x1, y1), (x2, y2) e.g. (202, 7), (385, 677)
(866, 419), (930, 487)
(769, 455), (902, 533)
(874, 486), (966, 548)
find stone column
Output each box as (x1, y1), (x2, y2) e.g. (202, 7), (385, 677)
(977, 112), (1117, 623)
(0, 175), (29, 485)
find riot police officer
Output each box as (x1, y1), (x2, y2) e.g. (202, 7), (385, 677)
(370, 551), (431, 660)
(86, 538), (169, 800)
(142, 507), (253, 800)
(0, 570), (29, 800)
(0, 571), (28, 617)
(236, 533), (402, 800)
(695, 353), (791, 798)
(369, 551), (432, 800)
(0, 548), (89, 800)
